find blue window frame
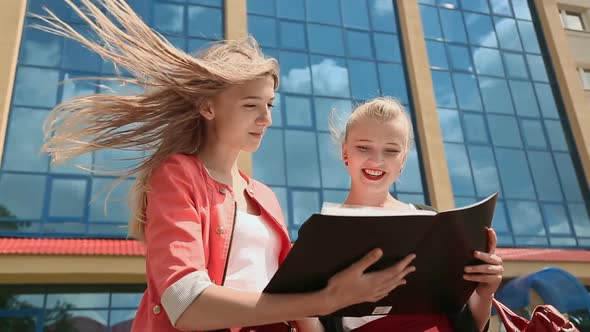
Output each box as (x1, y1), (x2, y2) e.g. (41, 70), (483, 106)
(420, 0), (590, 248)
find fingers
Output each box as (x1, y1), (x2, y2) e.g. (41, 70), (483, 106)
(350, 248), (383, 272)
(464, 263), (504, 275)
(381, 254), (416, 275)
(463, 273), (502, 284)
(473, 250), (503, 265)
(486, 228), (497, 254)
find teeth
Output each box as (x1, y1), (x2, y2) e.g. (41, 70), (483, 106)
(364, 169), (383, 176)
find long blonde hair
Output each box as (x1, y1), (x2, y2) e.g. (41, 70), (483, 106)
(33, 0), (279, 240)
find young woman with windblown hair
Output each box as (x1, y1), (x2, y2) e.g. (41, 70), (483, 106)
(35, 1), (417, 331)
(319, 98), (503, 332)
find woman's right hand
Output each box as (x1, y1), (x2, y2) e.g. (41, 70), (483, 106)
(318, 249), (416, 315)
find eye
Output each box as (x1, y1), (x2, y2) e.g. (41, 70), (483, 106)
(267, 103), (274, 109)
(244, 104), (257, 108)
(385, 149), (401, 154)
(356, 146), (369, 152)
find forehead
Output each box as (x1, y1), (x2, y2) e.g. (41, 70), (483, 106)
(348, 118), (408, 143)
(223, 76), (275, 99)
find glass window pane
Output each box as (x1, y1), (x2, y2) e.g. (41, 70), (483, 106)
(534, 83), (559, 119)
(509, 80), (540, 117)
(564, 12), (585, 31)
(3, 108), (49, 172)
(490, 0), (513, 17)
(314, 97), (352, 132)
(507, 201), (545, 235)
(49, 178), (87, 218)
(0, 173), (46, 220)
(272, 186), (289, 227)
(308, 24), (344, 56)
(188, 0), (222, 6)
(569, 204), (590, 237)
(346, 30), (373, 59)
(438, 108), (464, 142)
(518, 21), (541, 54)
(318, 133), (350, 189)
(420, 5), (443, 40)
(310, 56), (350, 98)
(468, 145), (502, 197)
(487, 114), (523, 148)
(397, 193), (425, 205)
(285, 95), (313, 127)
(13, 66), (59, 108)
(542, 204), (572, 235)
(110, 309), (136, 328)
(494, 17), (523, 51)
(544, 120), (568, 151)
(554, 153), (584, 202)
(439, 8), (467, 43)
(426, 40), (449, 69)
(549, 237), (577, 247)
(253, 128), (286, 185)
(527, 151), (563, 201)
(291, 190), (320, 226)
(527, 55), (549, 82)
(341, 0), (370, 30)
(61, 26), (102, 72)
(515, 236), (548, 246)
(93, 149), (144, 173)
(463, 113), (489, 143)
(472, 47), (505, 77)
(464, 13), (498, 48)
(348, 60), (379, 100)
(306, 0), (341, 25)
(277, 0), (305, 20)
(279, 51), (311, 94)
(248, 15), (277, 48)
(512, 0), (532, 21)
(492, 201), (511, 233)
(369, 0), (397, 33)
(154, 3), (184, 34)
(503, 52), (529, 79)
(453, 73), (483, 111)
(111, 293), (143, 308)
(447, 44), (473, 72)
(445, 143), (475, 196)
(520, 119), (547, 149)
(397, 146), (425, 193)
(46, 293), (109, 309)
(20, 23), (62, 67)
(188, 6), (223, 39)
(247, 0), (275, 16)
(461, 0), (489, 14)
(378, 63), (408, 104)
(279, 21), (306, 50)
(431, 70), (457, 108)
(323, 190), (348, 204)
(495, 148), (536, 199)
(373, 33), (401, 62)
(90, 178), (132, 223)
(479, 77), (514, 114)
(285, 130), (320, 187)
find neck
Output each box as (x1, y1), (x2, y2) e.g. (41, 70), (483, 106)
(344, 184), (397, 208)
(197, 141), (241, 186)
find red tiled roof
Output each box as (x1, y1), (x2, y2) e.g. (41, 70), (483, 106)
(0, 238), (145, 256)
(0, 238), (588, 261)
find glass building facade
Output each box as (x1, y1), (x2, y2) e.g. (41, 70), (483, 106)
(420, 0), (590, 248)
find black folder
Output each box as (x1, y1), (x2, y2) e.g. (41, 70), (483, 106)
(263, 193), (498, 317)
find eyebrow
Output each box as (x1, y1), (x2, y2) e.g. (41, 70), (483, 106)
(242, 96), (275, 100)
(355, 139), (401, 146)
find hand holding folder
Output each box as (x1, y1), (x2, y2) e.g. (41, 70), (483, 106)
(264, 193), (498, 317)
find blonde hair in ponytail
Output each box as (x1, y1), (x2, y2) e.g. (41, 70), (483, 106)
(34, 0), (279, 240)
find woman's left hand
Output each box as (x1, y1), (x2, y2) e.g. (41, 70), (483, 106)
(463, 228), (504, 299)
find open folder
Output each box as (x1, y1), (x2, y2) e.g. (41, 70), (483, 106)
(263, 193), (498, 317)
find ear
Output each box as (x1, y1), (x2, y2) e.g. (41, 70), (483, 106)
(341, 143), (348, 162)
(199, 101), (215, 120)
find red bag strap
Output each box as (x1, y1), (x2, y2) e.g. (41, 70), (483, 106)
(492, 298), (530, 331)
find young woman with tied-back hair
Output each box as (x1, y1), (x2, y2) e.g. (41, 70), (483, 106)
(34, 1), (417, 331)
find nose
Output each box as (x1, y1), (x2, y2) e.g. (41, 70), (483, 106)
(367, 151), (384, 166)
(256, 107), (272, 127)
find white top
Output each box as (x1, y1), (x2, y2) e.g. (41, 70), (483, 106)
(162, 210), (281, 327)
(223, 210), (281, 292)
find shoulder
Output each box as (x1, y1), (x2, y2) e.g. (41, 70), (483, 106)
(151, 154), (206, 182)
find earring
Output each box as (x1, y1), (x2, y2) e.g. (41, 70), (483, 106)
(345, 161), (349, 166)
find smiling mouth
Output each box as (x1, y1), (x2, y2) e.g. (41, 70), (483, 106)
(249, 132), (264, 138)
(362, 168), (386, 181)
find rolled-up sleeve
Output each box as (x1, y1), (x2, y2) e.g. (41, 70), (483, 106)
(144, 155), (213, 326)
